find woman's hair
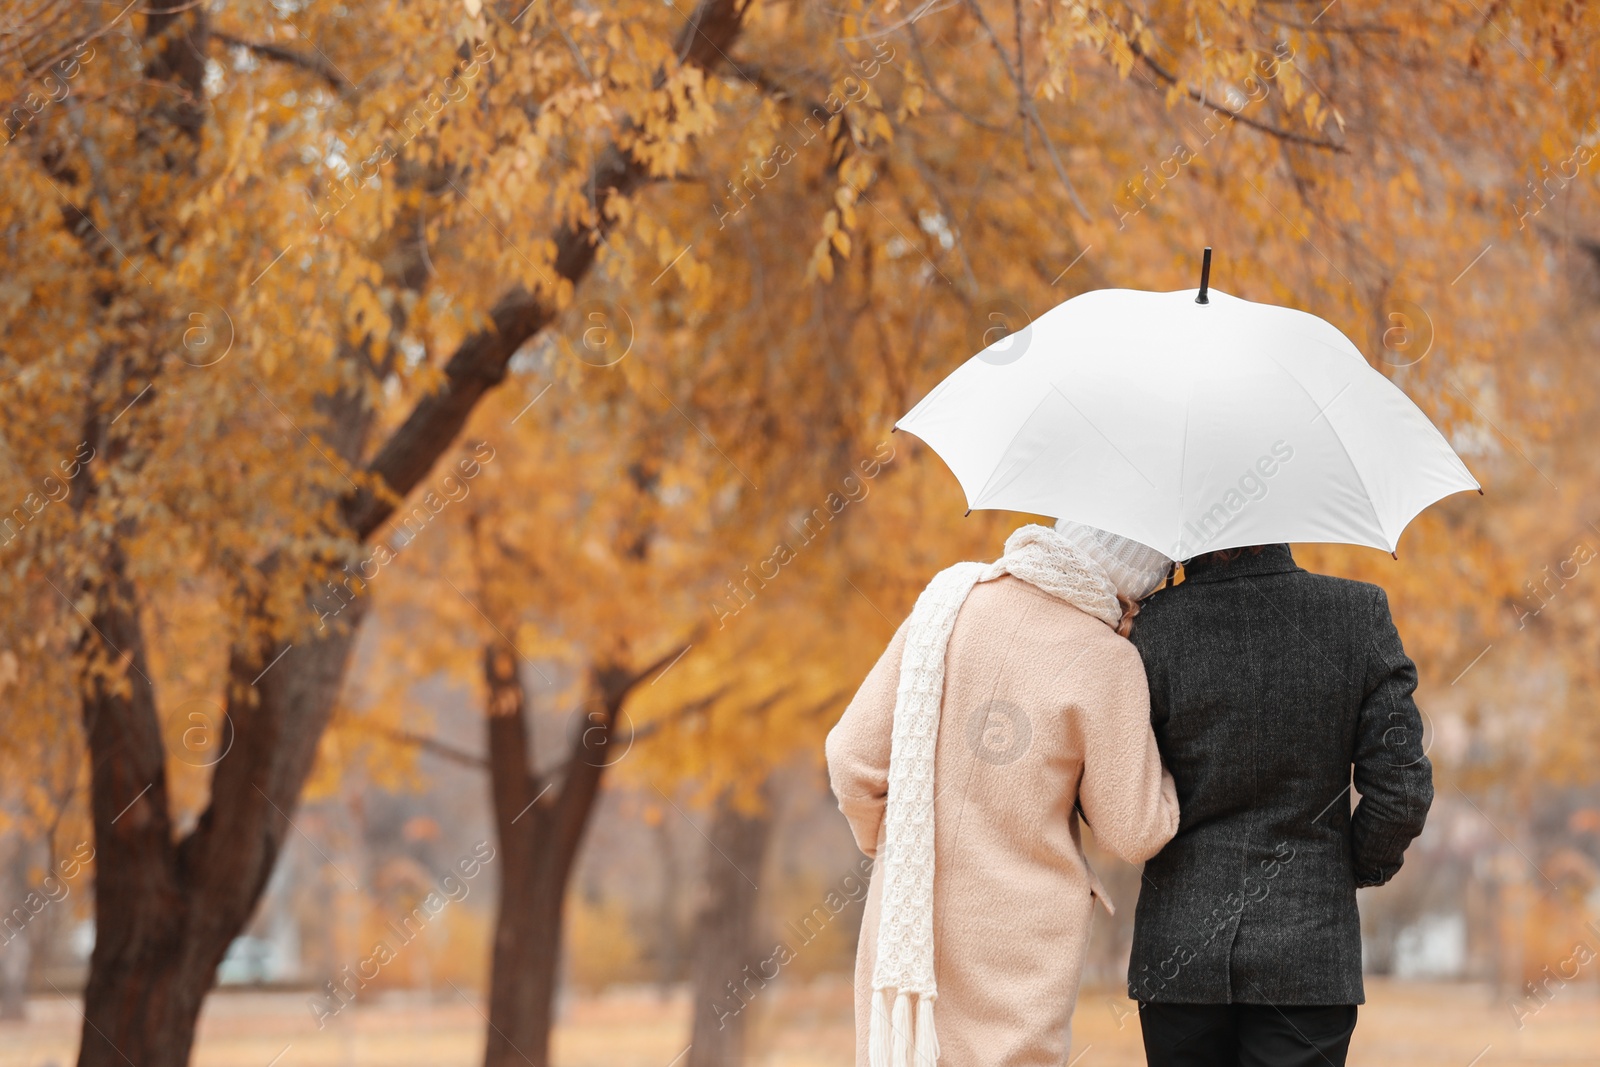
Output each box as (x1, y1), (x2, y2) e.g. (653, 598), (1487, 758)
(1115, 595), (1140, 638)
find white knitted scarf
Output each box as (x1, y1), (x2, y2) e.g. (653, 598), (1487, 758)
(869, 524), (1121, 1067)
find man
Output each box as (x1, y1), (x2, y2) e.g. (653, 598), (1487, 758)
(1126, 544), (1433, 1067)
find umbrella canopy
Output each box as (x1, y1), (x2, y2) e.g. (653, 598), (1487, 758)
(896, 287), (1478, 559)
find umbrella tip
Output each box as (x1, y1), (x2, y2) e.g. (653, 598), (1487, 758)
(1391, 551), (1399, 560)
(964, 509), (972, 517)
(1195, 247), (1212, 305)
(1478, 487), (1485, 495)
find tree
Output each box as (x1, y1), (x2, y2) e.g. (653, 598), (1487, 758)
(3, 0), (747, 1061)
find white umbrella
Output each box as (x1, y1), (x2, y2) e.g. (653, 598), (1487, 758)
(896, 273), (1479, 559)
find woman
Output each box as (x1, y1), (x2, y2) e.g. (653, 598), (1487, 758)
(826, 519), (1181, 1067)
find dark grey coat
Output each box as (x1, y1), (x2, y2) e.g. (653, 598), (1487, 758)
(1124, 545), (1432, 1006)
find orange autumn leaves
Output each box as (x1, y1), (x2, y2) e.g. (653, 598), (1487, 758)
(2, 0), (1600, 843)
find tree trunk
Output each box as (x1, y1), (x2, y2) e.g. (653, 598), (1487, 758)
(75, 536), (195, 1067)
(481, 646), (608, 1067)
(652, 818), (685, 997)
(687, 789), (775, 1067)
(0, 928), (27, 1022)
(75, 538), (367, 1067)
(482, 641), (557, 1067)
(483, 822), (569, 1067)
(0, 842), (30, 1021)
(0, 940), (26, 1022)
(480, 644), (687, 1067)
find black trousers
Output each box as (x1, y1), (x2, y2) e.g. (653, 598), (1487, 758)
(1139, 1002), (1357, 1067)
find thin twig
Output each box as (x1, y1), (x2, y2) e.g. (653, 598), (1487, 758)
(1014, 0), (1031, 164)
(349, 719), (488, 768)
(1269, 17), (1399, 34)
(906, 21), (1010, 132)
(962, 0), (1090, 219)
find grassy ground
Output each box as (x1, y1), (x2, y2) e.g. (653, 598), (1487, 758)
(1, 978), (1595, 1066)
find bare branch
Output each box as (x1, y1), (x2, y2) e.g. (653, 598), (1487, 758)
(211, 30), (354, 93)
(1126, 40), (1347, 153)
(630, 684), (733, 743)
(352, 720), (489, 768)
(719, 62), (859, 172)
(626, 630), (708, 692)
(962, 0), (1091, 220)
(532, 683), (733, 792)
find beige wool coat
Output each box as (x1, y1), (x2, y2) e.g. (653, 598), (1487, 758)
(825, 575), (1180, 1067)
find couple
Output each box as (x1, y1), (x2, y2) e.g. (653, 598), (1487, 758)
(826, 519), (1433, 1067)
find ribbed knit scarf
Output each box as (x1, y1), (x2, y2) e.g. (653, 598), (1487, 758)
(869, 524), (1121, 1067)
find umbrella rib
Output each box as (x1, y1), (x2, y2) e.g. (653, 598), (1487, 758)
(970, 388), (1059, 507)
(1261, 351), (1389, 549)
(1173, 372), (1195, 559)
(1050, 384), (1157, 489)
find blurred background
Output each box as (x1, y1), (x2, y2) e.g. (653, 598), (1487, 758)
(2, 0), (1599, 1064)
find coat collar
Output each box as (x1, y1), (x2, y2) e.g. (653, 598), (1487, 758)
(1180, 543), (1300, 584)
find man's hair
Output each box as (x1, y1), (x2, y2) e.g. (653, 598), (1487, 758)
(1195, 545), (1268, 566)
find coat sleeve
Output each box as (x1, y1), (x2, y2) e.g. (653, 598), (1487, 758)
(1074, 637), (1181, 865)
(824, 620), (909, 858)
(1350, 587), (1434, 887)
